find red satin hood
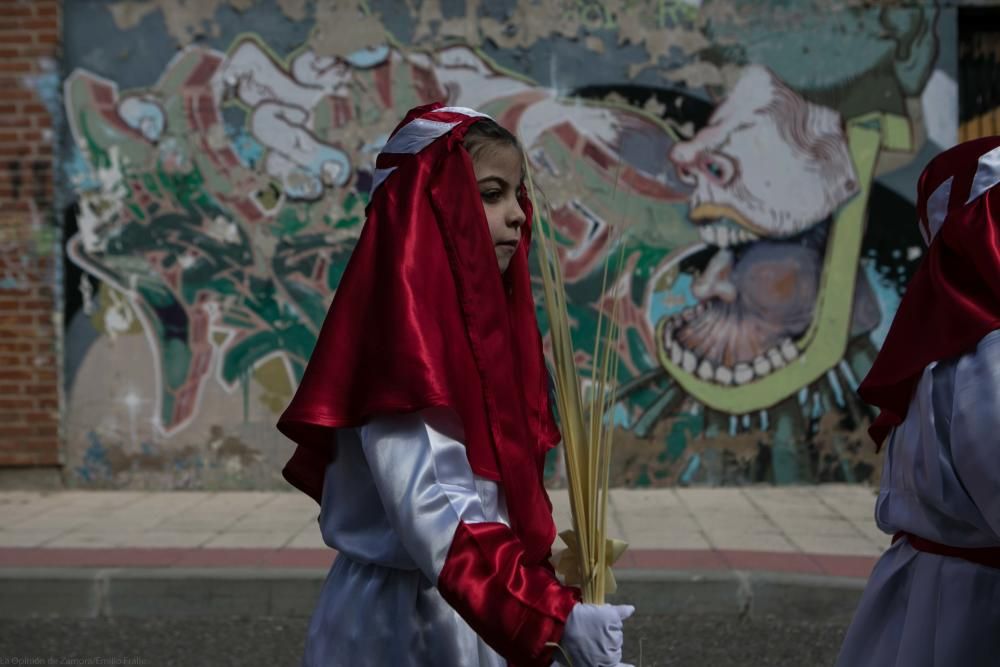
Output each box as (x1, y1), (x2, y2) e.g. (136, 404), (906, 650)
(860, 136), (1000, 447)
(277, 103), (561, 560)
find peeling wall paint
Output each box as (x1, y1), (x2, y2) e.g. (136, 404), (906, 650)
(60, 0), (958, 489)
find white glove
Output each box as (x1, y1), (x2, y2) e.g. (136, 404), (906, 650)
(554, 603), (635, 667)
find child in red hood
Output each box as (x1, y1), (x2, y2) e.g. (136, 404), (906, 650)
(277, 104), (634, 667)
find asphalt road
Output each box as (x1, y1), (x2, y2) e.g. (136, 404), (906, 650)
(0, 613), (847, 666)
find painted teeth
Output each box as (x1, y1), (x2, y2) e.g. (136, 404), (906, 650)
(670, 303), (704, 325)
(716, 226), (731, 248)
(780, 339), (799, 362)
(663, 306), (799, 386)
(752, 355), (772, 376)
(697, 222), (760, 249)
(733, 363), (754, 385)
(667, 339), (803, 385)
(682, 350), (698, 373)
(700, 224), (718, 246)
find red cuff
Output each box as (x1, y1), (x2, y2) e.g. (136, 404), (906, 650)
(438, 521), (580, 667)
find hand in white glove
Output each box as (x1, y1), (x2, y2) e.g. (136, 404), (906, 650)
(554, 603), (635, 667)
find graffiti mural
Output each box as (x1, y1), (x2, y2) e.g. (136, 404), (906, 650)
(61, 0), (953, 488)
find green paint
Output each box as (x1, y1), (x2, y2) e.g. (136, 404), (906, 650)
(284, 281), (328, 329)
(665, 412), (703, 462)
(633, 387), (678, 438)
(127, 203), (146, 220)
(241, 369), (250, 423)
(335, 215), (361, 229)
(77, 110), (111, 168)
(163, 338), (192, 392)
(771, 404), (800, 485)
(223, 331), (281, 385)
(275, 206), (310, 236)
(142, 173), (161, 196)
(343, 191), (360, 213)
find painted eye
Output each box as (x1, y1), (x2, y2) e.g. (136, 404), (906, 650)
(677, 166), (696, 185)
(700, 155), (734, 185)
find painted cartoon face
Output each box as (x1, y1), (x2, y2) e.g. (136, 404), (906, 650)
(669, 65), (859, 242)
(658, 65), (878, 398)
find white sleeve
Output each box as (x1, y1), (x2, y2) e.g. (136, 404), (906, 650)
(358, 407), (496, 582)
(359, 409), (582, 666)
(949, 330), (1000, 538)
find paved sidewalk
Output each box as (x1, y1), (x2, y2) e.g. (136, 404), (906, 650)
(0, 486), (885, 620)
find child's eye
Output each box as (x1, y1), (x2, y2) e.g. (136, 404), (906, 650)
(481, 190), (502, 203)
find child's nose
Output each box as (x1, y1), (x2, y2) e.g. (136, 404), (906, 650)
(509, 203), (526, 228)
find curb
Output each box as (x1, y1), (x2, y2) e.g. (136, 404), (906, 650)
(0, 568), (865, 622)
(610, 570), (864, 622)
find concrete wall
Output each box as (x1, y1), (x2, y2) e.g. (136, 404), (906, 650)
(54, 0), (958, 489)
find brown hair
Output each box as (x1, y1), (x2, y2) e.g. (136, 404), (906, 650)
(462, 118), (522, 164)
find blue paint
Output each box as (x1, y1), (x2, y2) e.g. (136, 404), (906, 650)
(863, 259), (902, 349)
(24, 69), (61, 121)
(118, 97), (165, 141)
(826, 368), (846, 408)
(612, 402), (630, 428)
(306, 145), (352, 188)
(63, 147), (101, 191)
(680, 454), (700, 485)
(345, 45), (390, 68)
(811, 392), (824, 420)
(648, 273), (699, 325)
(277, 142), (352, 200)
(838, 360), (860, 392)
(227, 128), (265, 169)
(75, 430), (112, 482)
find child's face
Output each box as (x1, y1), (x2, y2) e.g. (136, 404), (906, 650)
(473, 144), (526, 273)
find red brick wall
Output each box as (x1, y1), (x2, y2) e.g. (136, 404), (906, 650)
(0, 0), (61, 468)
